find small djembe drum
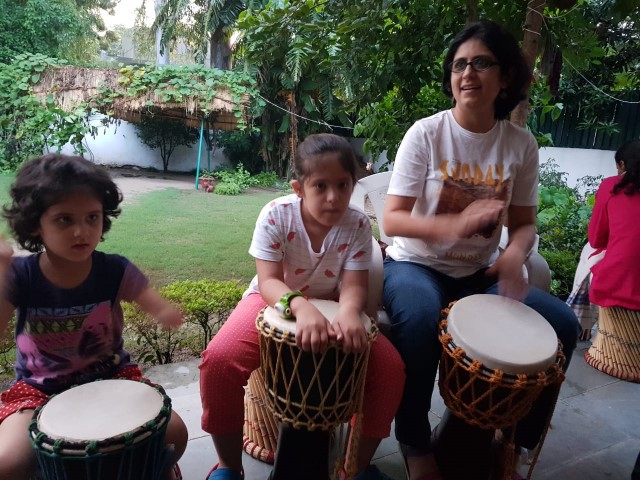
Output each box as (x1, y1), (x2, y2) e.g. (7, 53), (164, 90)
(585, 306), (640, 383)
(30, 379), (172, 480)
(437, 295), (566, 479)
(257, 299), (377, 479)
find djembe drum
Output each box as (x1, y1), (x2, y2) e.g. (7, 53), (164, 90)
(256, 299), (377, 480)
(585, 306), (640, 383)
(435, 295), (565, 480)
(30, 379), (172, 480)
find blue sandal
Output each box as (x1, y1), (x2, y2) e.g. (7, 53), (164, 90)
(205, 464), (244, 480)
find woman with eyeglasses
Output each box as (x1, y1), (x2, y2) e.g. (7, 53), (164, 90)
(381, 20), (579, 480)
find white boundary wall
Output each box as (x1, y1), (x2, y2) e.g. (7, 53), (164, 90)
(59, 115), (230, 173)
(61, 124), (618, 187)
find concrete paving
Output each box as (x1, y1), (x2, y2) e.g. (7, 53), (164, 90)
(144, 339), (640, 480)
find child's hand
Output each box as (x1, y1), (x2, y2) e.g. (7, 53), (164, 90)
(332, 307), (368, 354)
(156, 305), (184, 330)
(295, 301), (336, 354)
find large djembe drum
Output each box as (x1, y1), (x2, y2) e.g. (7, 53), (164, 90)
(256, 299), (377, 479)
(30, 379), (172, 480)
(585, 306), (640, 383)
(436, 295), (566, 480)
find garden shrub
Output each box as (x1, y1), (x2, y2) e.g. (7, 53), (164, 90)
(214, 182), (242, 196)
(213, 163), (258, 195)
(0, 316), (15, 376)
(161, 280), (244, 351)
(538, 249), (579, 301)
(122, 302), (193, 366)
(536, 160), (600, 300)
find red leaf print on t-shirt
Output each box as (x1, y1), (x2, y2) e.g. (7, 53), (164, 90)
(352, 251), (365, 259)
(300, 285), (310, 292)
(287, 232), (296, 241)
(270, 243), (281, 249)
(268, 217), (276, 225)
(324, 270), (336, 278)
(295, 269), (306, 275)
(338, 244), (348, 252)
(359, 219), (364, 228)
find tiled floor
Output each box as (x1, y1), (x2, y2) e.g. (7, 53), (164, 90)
(145, 339), (640, 480)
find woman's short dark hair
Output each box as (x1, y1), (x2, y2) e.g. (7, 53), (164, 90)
(442, 20), (531, 120)
(3, 154), (122, 252)
(613, 139), (640, 195)
(292, 133), (358, 184)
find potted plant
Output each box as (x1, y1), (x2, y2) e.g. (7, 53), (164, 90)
(198, 170), (216, 192)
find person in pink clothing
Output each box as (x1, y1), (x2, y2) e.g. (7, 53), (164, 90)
(199, 133), (405, 480)
(588, 139), (640, 310)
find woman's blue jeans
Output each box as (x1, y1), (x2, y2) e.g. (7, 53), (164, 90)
(383, 258), (580, 454)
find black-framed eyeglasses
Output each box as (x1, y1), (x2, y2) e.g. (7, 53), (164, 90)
(448, 56), (499, 73)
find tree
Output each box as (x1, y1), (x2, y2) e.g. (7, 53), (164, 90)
(151, 0), (267, 69)
(0, 0), (120, 63)
(135, 117), (199, 172)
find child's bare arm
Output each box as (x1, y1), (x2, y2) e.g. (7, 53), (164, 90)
(256, 259), (336, 353)
(135, 287), (184, 329)
(333, 269), (369, 354)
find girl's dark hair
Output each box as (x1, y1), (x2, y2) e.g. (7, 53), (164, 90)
(442, 20), (531, 120)
(292, 133), (358, 184)
(612, 139), (640, 195)
(3, 154), (122, 252)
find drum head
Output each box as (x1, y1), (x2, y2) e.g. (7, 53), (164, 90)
(262, 299), (372, 334)
(37, 379), (164, 442)
(447, 294), (557, 375)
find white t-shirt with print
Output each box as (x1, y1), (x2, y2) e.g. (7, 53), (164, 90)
(385, 109), (539, 278)
(245, 194), (372, 299)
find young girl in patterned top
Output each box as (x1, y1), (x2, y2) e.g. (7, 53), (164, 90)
(0, 154), (187, 480)
(200, 133), (405, 480)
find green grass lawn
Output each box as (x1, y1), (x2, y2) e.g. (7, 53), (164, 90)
(0, 174), (281, 287)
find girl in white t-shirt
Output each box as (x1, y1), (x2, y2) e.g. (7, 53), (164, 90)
(382, 21), (580, 480)
(200, 133), (405, 480)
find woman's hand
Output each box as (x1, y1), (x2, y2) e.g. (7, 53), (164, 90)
(486, 248), (528, 301)
(454, 199), (504, 239)
(295, 300), (336, 354)
(332, 306), (368, 354)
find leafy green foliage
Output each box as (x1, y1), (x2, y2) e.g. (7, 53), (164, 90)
(95, 63), (258, 129)
(0, 53), (95, 170)
(135, 117), (199, 172)
(217, 130), (263, 174)
(0, 315), (15, 375)
(536, 160), (600, 299)
(161, 279), (244, 351)
(123, 301), (192, 365)
(0, 0), (118, 64)
(213, 163), (258, 195)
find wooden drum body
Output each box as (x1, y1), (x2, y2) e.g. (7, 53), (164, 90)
(257, 299), (377, 431)
(30, 379), (171, 480)
(438, 295), (565, 430)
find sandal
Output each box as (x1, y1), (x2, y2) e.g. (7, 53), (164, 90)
(205, 464), (244, 480)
